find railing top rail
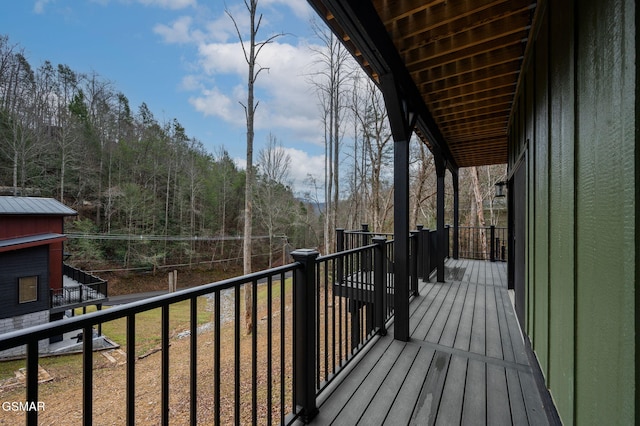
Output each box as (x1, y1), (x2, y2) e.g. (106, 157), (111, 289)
(319, 243), (377, 262)
(0, 262), (299, 350)
(342, 230), (394, 236)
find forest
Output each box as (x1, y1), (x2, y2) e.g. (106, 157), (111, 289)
(0, 32), (505, 272)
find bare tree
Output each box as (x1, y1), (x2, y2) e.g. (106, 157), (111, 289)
(255, 134), (292, 267)
(308, 20), (352, 253)
(227, 0), (283, 334)
(410, 140), (436, 229)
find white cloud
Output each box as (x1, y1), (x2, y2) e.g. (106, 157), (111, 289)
(33, 0), (53, 14)
(234, 147), (324, 198)
(198, 42), (248, 75)
(263, 0), (313, 20)
(283, 146), (324, 184)
(153, 16), (194, 43)
(193, 38), (324, 145)
(137, 0), (196, 9)
(189, 86), (241, 124)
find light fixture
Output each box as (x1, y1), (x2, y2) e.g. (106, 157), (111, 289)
(494, 181), (507, 198)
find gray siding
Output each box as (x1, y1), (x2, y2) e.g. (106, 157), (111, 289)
(0, 245), (49, 319)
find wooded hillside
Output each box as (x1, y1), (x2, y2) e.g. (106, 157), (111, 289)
(0, 35), (317, 270)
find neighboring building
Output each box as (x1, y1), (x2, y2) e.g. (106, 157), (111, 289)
(0, 196), (107, 356)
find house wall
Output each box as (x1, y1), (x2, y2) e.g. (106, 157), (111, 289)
(0, 215), (65, 290)
(0, 310), (49, 358)
(0, 245), (50, 320)
(508, 0), (637, 424)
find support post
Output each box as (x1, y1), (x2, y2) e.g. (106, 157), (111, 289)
(435, 155), (446, 283)
(373, 236), (387, 335)
(291, 249), (319, 422)
(380, 72), (416, 342)
(452, 171), (460, 259)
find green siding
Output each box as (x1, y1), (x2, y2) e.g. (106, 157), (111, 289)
(574, 0), (636, 423)
(508, 0), (637, 424)
(547, 1), (576, 422)
(532, 13), (550, 379)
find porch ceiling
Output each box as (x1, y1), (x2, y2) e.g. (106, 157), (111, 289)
(307, 0), (538, 168)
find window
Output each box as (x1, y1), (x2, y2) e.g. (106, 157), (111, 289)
(19, 276), (38, 303)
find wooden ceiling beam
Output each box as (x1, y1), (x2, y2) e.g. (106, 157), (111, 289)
(380, 0), (527, 34)
(437, 106), (513, 125)
(440, 110), (510, 128)
(446, 131), (507, 143)
(431, 94), (514, 114)
(430, 88), (515, 111)
(421, 63), (520, 95)
(406, 32), (528, 72)
(376, 0), (444, 24)
(394, 2), (535, 48)
(412, 55), (522, 87)
(400, 10), (533, 63)
(441, 121), (508, 136)
(427, 80), (516, 103)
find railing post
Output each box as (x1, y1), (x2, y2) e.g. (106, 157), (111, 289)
(373, 237), (387, 336)
(336, 228), (344, 253)
(445, 225), (450, 259)
(410, 230), (419, 297)
(291, 249), (319, 423)
(361, 224), (371, 272)
(490, 225), (496, 262)
(336, 228), (344, 284)
(421, 228), (430, 280)
(416, 225), (423, 280)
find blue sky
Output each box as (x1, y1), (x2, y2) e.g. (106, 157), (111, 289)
(0, 0), (328, 194)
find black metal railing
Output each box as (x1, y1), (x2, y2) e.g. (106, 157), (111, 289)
(0, 238), (413, 425)
(50, 282), (108, 308)
(338, 224), (394, 252)
(62, 264), (106, 287)
(51, 264), (109, 309)
(2, 264), (299, 425)
(458, 225), (508, 261)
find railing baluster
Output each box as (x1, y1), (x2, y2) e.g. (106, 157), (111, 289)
(126, 314), (135, 426)
(190, 297), (197, 425)
(214, 289), (221, 426)
(280, 273), (288, 424)
(234, 284), (240, 423)
(252, 279), (258, 425)
(26, 341), (38, 426)
(83, 325), (93, 426)
(161, 305), (169, 426)
(266, 276), (273, 426)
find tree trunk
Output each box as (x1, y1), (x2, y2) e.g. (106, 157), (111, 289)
(470, 166), (488, 259)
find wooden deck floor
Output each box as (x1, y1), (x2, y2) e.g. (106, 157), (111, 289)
(309, 259), (550, 425)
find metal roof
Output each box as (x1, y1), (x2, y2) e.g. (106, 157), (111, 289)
(0, 233), (67, 253)
(0, 197), (77, 216)
(307, 0), (538, 167)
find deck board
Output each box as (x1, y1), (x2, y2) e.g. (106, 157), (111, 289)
(309, 259), (550, 426)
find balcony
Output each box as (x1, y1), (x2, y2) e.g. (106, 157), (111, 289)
(0, 228), (553, 425)
(50, 264), (108, 313)
(308, 259), (549, 425)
